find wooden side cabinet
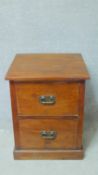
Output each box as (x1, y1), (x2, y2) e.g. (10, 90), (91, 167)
(5, 54), (90, 160)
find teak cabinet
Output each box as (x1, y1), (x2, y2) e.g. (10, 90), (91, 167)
(5, 53), (90, 160)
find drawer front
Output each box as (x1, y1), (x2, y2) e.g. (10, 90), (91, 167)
(18, 119), (79, 149)
(15, 82), (80, 117)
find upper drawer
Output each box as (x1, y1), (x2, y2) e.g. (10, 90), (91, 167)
(15, 82), (80, 117)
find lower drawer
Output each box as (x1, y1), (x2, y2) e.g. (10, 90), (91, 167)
(17, 119), (79, 149)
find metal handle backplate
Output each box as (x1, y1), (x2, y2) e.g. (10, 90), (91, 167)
(40, 130), (57, 139)
(39, 96), (56, 105)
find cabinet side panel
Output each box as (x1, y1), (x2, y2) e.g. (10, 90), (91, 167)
(10, 81), (20, 148)
(77, 81), (85, 147)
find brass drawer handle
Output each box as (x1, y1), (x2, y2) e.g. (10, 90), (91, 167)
(40, 130), (57, 139)
(39, 96), (56, 105)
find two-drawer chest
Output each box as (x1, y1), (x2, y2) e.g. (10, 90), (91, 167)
(5, 54), (90, 160)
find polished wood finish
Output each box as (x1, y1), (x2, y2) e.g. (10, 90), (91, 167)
(5, 54), (90, 81)
(10, 81), (20, 147)
(6, 53), (90, 159)
(14, 148), (84, 160)
(15, 82), (80, 117)
(18, 118), (79, 149)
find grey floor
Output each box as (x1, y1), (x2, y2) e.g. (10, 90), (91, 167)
(0, 118), (98, 175)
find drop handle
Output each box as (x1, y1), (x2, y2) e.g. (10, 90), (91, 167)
(40, 130), (57, 139)
(39, 96), (56, 105)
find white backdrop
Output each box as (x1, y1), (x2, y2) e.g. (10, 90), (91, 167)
(0, 0), (98, 133)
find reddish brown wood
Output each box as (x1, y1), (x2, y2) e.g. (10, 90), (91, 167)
(17, 118), (79, 149)
(10, 81), (20, 148)
(14, 148), (84, 160)
(5, 53), (90, 81)
(5, 53), (90, 160)
(15, 82), (80, 117)
(77, 81), (85, 147)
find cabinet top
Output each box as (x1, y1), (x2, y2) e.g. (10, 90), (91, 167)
(5, 53), (90, 81)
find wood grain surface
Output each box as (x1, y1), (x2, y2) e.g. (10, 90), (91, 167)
(6, 53), (90, 159)
(5, 54), (90, 81)
(17, 118), (79, 149)
(15, 82), (80, 117)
